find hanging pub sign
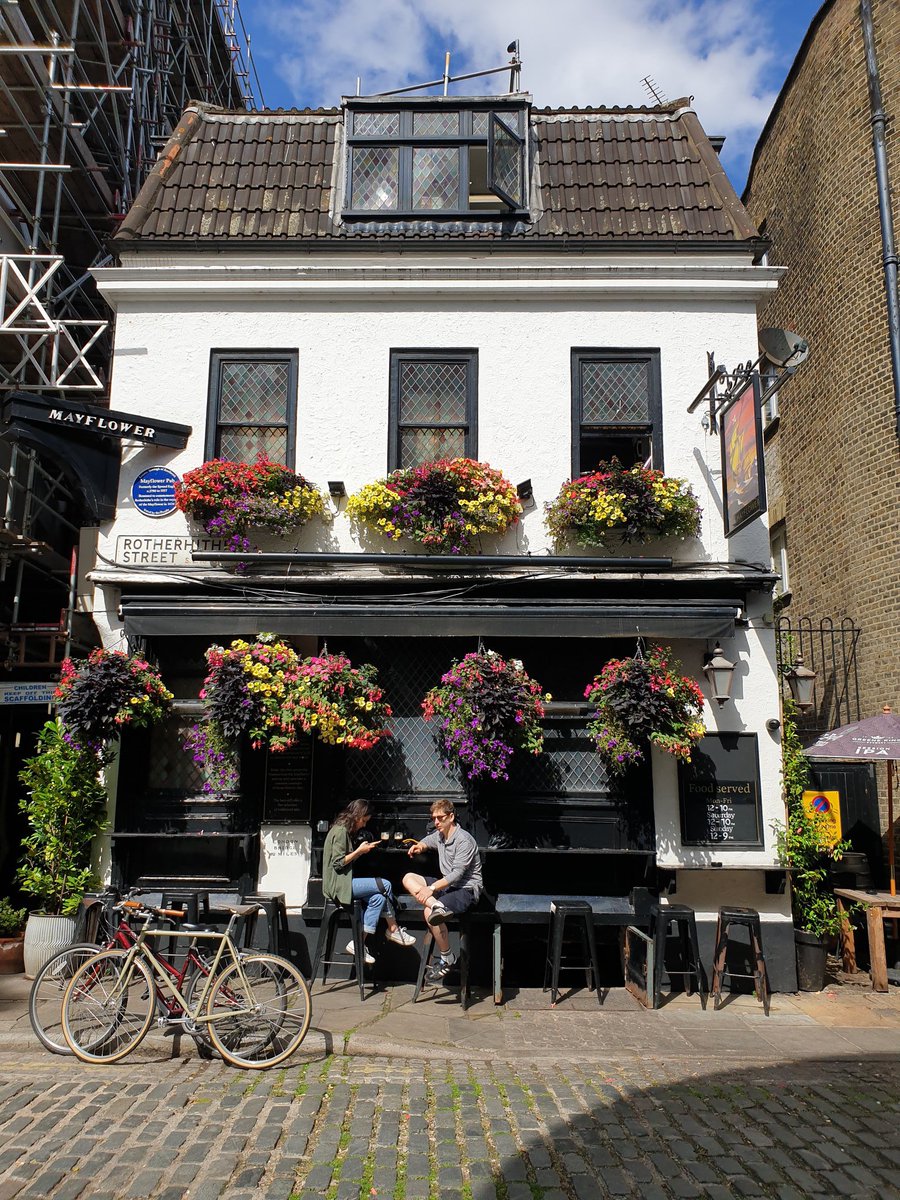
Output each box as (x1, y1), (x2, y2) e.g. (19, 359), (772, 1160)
(678, 732), (764, 847)
(4, 394), (191, 449)
(720, 377), (766, 537)
(263, 736), (313, 824)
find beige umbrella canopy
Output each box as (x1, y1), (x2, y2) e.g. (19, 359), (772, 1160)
(804, 706), (900, 896)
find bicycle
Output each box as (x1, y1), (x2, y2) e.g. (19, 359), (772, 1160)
(29, 894), (232, 1056)
(60, 901), (312, 1069)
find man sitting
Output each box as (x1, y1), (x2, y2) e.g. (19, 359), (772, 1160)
(403, 798), (483, 982)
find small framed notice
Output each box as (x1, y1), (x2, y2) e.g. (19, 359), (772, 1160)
(678, 732), (764, 848)
(263, 737), (313, 824)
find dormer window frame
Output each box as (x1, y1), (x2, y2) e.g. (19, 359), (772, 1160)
(343, 97), (529, 220)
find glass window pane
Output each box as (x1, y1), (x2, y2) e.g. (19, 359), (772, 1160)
(472, 112), (490, 136)
(351, 146), (399, 210)
(354, 111), (400, 136)
(399, 360), (468, 422)
(218, 425), (288, 463)
(219, 361), (289, 424)
(413, 111), (459, 136)
(399, 426), (466, 467)
(412, 146), (459, 210)
(489, 115), (522, 207)
(581, 361), (650, 424)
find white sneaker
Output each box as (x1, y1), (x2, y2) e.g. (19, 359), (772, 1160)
(386, 926), (416, 947)
(345, 939), (375, 964)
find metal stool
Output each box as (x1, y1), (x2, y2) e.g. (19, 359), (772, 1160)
(310, 898), (368, 1000)
(413, 919), (471, 1010)
(711, 906), (770, 1015)
(239, 891), (291, 958)
(160, 890), (211, 963)
(542, 899), (601, 1007)
(649, 903), (707, 1009)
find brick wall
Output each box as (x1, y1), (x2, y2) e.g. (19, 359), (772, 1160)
(744, 0), (900, 853)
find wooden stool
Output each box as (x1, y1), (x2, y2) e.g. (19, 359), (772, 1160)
(650, 903), (707, 1009)
(542, 899), (601, 1007)
(711, 906), (770, 1015)
(310, 899), (368, 1000)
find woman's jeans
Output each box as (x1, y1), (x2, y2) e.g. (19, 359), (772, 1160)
(351, 877), (396, 933)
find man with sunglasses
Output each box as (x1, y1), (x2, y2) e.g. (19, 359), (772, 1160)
(403, 798), (483, 982)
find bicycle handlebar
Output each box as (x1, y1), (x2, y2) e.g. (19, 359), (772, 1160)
(122, 900), (186, 920)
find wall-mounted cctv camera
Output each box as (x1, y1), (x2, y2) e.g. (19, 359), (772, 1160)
(765, 717), (781, 732)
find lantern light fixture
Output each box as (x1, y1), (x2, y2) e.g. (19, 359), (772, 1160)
(785, 653), (817, 710)
(703, 642), (736, 706)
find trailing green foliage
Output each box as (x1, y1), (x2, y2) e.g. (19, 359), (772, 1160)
(16, 721), (110, 916)
(773, 703), (851, 939)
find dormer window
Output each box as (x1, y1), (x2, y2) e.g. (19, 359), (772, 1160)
(344, 100), (528, 218)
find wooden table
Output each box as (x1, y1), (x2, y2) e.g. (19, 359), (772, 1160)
(491, 894), (650, 1004)
(834, 887), (900, 992)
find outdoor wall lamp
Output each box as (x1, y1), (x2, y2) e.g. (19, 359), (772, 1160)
(516, 479), (533, 502)
(328, 481), (346, 498)
(703, 642), (736, 706)
(785, 653), (817, 710)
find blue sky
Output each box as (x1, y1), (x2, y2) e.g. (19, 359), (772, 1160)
(236, 0), (824, 192)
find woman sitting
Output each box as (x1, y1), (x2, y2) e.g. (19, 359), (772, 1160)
(322, 798), (416, 963)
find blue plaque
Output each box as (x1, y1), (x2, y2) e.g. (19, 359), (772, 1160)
(131, 467), (178, 517)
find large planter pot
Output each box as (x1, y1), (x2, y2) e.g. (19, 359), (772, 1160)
(795, 927), (828, 992)
(23, 913), (76, 979)
(0, 935), (25, 974)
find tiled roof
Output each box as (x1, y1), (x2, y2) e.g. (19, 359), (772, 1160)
(115, 100), (760, 246)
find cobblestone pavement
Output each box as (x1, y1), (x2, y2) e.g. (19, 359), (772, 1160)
(0, 1046), (897, 1200)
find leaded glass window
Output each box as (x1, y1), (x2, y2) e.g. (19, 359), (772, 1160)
(344, 101), (528, 216)
(572, 350), (663, 475)
(390, 351), (477, 470)
(207, 351), (297, 465)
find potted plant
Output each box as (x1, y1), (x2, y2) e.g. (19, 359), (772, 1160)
(17, 721), (110, 976)
(545, 458), (701, 550)
(0, 898), (27, 974)
(584, 643), (705, 774)
(773, 704), (854, 991)
(55, 647), (173, 747)
(422, 649), (548, 781)
(346, 457), (522, 554)
(188, 634), (392, 785)
(175, 456), (326, 552)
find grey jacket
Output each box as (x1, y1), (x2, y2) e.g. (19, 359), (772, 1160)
(421, 825), (483, 898)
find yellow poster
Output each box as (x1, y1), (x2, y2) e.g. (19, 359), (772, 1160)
(801, 790), (842, 846)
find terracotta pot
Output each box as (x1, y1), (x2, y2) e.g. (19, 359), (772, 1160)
(0, 935), (25, 974)
(23, 913), (76, 978)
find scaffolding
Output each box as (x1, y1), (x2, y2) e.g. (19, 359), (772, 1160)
(0, 0), (261, 395)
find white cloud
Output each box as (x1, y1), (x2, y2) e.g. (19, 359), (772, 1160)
(252, 0), (793, 183)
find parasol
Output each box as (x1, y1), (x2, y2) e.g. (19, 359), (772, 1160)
(804, 706), (900, 896)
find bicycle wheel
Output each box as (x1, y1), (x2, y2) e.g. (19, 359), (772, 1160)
(181, 961), (220, 1058)
(206, 954), (312, 1069)
(61, 949), (156, 1064)
(29, 944), (110, 1055)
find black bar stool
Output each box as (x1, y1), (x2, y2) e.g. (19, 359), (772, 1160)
(239, 891), (291, 958)
(542, 899), (601, 1007)
(310, 898), (368, 1000)
(413, 919), (471, 1010)
(160, 890), (211, 963)
(711, 906), (770, 1015)
(649, 902), (707, 1009)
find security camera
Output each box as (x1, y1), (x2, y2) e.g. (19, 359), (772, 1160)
(765, 718), (781, 732)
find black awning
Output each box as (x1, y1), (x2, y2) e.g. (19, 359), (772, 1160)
(121, 596), (740, 640)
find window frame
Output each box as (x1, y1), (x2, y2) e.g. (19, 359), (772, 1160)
(206, 349), (298, 466)
(570, 349), (664, 478)
(388, 349), (478, 471)
(344, 101), (529, 219)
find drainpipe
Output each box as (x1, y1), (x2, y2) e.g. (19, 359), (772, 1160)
(860, 0), (900, 439)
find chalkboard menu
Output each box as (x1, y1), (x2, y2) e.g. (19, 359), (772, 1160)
(263, 737), (313, 824)
(678, 733), (763, 848)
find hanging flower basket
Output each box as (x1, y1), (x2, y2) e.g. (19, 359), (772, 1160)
(545, 459), (701, 549)
(188, 635), (392, 790)
(174, 457), (326, 552)
(584, 644), (705, 774)
(346, 457), (522, 554)
(55, 649), (173, 747)
(422, 650), (548, 781)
